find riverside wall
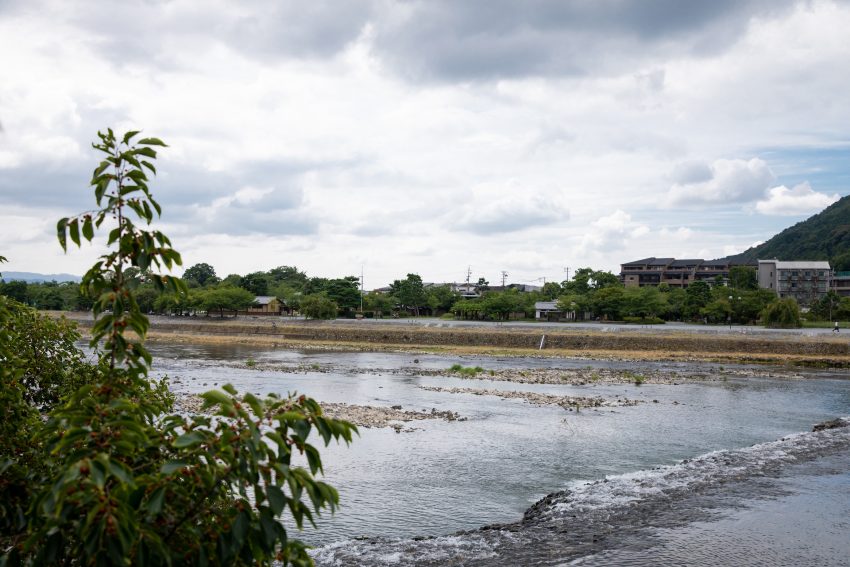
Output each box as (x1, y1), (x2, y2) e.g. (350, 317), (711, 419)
(65, 316), (850, 360)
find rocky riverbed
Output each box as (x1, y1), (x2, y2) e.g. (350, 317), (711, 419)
(173, 393), (464, 432)
(225, 359), (804, 386)
(419, 385), (643, 409)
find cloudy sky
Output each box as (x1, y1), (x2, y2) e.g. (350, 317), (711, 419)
(1, 0), (849, 288)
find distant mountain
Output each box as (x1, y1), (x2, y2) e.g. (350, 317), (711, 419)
(723, 195), (850, 269)
(0, 271), (81, 283)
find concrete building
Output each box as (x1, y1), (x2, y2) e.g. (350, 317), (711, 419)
(620, 257), (755, 288)
(757, 260), (831, 305)
(832, 272), (850, 297)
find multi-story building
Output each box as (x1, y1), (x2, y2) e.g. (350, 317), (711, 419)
(757, 260), (831, 305)
(832, 272), (850, 297)
(620, 257), (755, 288)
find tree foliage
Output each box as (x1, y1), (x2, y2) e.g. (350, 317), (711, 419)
(300, 293), (339, 319)
(391, 274), (426, 316)
(183, 262), (219, 287)
(762, 297), (803, 328)
(1, 130), (356, 566)
(729, 194), (850, 265)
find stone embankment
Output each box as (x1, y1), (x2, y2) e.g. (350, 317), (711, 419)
(175, 393), (462, 432)
(60, 313), (850, 365)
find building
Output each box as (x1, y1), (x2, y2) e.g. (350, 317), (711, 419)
(620, 257), (755, 288)
(832, 272), (850, 297)
(757, 260), (831, 305)
(246, 296), (282, 315)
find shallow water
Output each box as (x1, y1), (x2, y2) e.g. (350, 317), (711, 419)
(144, 343), (850, 565)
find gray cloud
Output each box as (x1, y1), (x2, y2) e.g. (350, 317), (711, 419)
(451, 195), (568, 235)
(372, 0), (798, 81)
(14, 0), (799, 82)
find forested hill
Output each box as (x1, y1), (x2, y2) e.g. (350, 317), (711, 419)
(722, 194), (850, 270)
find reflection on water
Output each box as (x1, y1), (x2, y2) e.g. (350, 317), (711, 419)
(140, 342), (850, 564)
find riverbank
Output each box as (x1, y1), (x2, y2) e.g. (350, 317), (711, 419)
(56, 312), (850, 367)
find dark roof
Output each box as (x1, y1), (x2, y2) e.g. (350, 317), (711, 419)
(669, 259), (703, 267)
(622, 257), (675, 267)
(700, 259), (730, 267)
(621, 257), (655, 266)
(649, 257), (674, 266)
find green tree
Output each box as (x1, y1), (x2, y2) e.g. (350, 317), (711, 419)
(363, 291), (395, 318)
(481, 289), (524, 320)
(300, 293), (338, 319)
(811, 290), (842, 321)
(540, 281), (562, 300)
(325, 277), (361, 313)
(426, 284), (459, 314)
(198, 286), (257, 317)
(183, 262), (219, 286)
(391, 273), (427, 316)
(684, 281), (712, 320)
(762, 297), (802, 328)
(1, 280), (28, 303)
(240, 271), (270, 296)
(4, 129), (355, 566)
(729, 266), (758, 290)
(622, 286), (667, 320)
(592, 286), (626, 320)
(832, 250), (850, 271)
(268, 265), (308, 291)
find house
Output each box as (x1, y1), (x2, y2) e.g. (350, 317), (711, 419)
(246, 296), (282, 315)
(534, 301), (581, 321)
(757, 260), (831, 305)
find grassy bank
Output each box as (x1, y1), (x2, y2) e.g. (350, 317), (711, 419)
(56, 313), (850, 368)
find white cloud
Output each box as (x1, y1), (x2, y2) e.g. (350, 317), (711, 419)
(755, 182), (840, 216)
(1, 0), (850, 285)
(666, 158), (776, 206)
(579, 210), (649, 254)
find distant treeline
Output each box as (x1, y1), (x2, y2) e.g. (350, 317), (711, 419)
(2, 263), (848, 325)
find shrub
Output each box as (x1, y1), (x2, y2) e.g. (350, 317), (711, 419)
(762, 298), (803, 328)
(2, 130), (356, 566)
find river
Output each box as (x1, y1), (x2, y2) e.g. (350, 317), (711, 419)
(147, 342), (850, 566)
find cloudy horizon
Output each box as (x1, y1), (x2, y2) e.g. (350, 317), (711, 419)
(1, 0), (848, 289)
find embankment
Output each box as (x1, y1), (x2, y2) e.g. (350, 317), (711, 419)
(59, 314), (850, 366)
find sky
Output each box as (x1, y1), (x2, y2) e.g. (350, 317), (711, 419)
(1, 0), (849, 289)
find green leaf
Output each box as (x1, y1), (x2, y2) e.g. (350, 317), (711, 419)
(57, 218), (68, 251)
(266, 485), (286, 516)
(137, 137), (168, 146)
(160, 460), (189, 475)
(141, 160), (157, 175)
(122, 130), (141, 144)
(173, 431), (204, 448)
(201, 390), (232, 406)
(69, 218), (81, 247)
(135, 147), (157, 159)
(146, 486), (166, 515)
(82, 216), (94, 241)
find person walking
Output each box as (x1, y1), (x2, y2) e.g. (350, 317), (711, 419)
(834, 321), (840, 333)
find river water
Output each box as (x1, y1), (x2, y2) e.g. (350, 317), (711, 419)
(147, 342), (850, 566)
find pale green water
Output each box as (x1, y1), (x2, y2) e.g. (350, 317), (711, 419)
(146, 343), (850, 565)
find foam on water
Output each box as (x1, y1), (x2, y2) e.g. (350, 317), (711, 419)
(313, 419), (850, 566)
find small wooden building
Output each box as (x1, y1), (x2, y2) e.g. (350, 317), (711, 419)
(246, 296), (282, 315)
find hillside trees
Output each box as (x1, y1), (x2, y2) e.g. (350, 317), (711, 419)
(1, 130), (355, 565)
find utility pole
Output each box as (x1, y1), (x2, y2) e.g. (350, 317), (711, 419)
(466, 265), (472, 286)
(564, 266), (570, 282)
(501, 270), (508, 288)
